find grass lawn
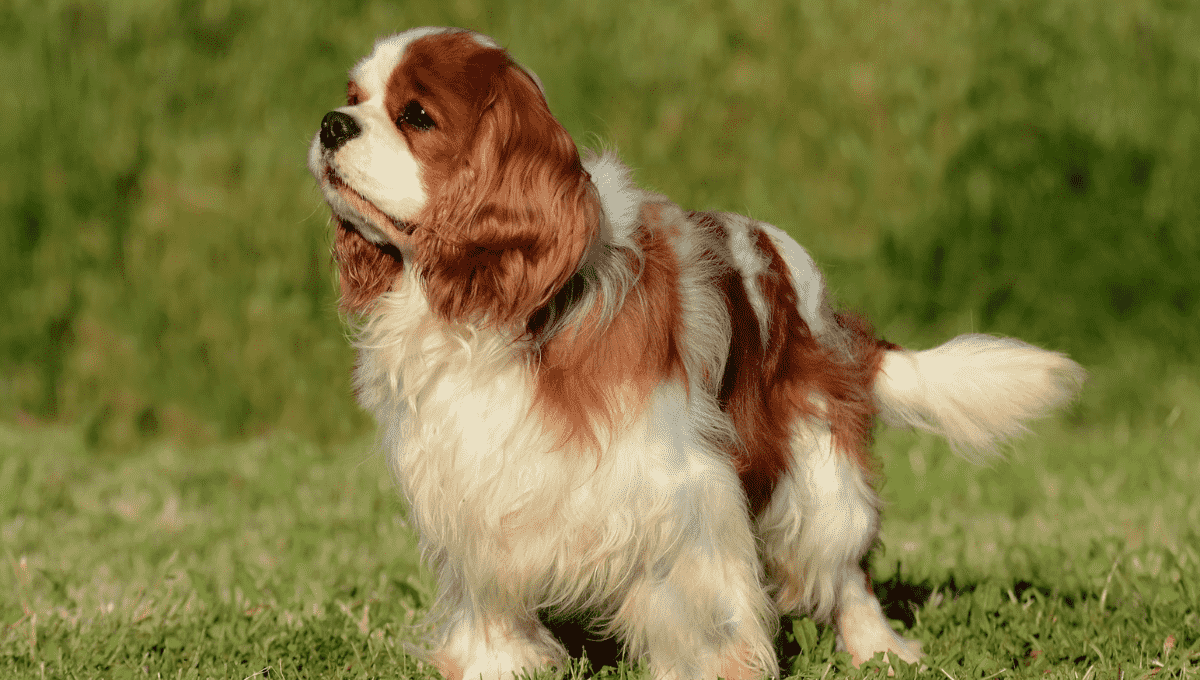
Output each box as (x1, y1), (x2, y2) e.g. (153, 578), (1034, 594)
(2, 0), (1199, 677)
(2, 413), (1197, 679)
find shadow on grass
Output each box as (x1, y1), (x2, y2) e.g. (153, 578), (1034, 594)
(540, 611), (628, 671)
(541, 573), (1085, 674)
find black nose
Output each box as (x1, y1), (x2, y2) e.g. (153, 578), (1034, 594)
(319, 111), (361, 151)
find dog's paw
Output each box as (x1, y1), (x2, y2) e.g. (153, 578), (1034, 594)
(435, 616), (566, 680)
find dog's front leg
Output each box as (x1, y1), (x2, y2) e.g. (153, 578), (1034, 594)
(431, 577), (566, 680)
(610, 487), (778, 680)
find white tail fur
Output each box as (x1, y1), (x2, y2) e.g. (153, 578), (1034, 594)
(874, 334), (1085, 458)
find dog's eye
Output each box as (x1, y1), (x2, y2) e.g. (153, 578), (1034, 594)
(398, 100), (435, 131)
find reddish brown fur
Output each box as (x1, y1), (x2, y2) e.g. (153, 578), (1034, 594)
(823, 309), (899, 472)
(334, 221), (405, 314)
(534, 203), (687, 452)
(433, 654), (464, 680)
(701, 215), (894, 514)
(386, 32), (599, 328)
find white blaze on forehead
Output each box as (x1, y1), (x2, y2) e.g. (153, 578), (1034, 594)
(358, 28), (546, 96)
(350, 27), (459, 94)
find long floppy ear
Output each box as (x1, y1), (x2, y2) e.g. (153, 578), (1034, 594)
(412, 52), (600, 329)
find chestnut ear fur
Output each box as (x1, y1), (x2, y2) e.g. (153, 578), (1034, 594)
(410, 46), (600, 329)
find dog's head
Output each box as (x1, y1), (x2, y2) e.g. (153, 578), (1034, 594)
(309, 28), (600, 325)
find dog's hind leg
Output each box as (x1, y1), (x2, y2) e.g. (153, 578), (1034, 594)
(757, 419), (921, 667)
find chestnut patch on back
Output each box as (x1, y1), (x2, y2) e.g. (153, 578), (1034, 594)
(699, 214), (892, 514)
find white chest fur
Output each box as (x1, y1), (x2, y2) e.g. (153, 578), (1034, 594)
(350, 272), (753, 612)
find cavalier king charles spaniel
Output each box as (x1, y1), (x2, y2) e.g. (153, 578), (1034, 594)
(308, 27), (1084, 680)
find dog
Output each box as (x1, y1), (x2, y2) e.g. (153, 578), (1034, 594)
(308, 27), (1084, 680)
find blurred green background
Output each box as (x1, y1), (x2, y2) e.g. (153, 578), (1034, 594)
(2, 0), (1197, 450)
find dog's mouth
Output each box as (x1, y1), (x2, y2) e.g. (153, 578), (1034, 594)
(323, 167), (418, 247)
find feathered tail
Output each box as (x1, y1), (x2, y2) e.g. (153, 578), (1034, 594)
(873, 334), (1085, 458)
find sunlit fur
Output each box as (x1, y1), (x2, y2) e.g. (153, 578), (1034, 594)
(309, 27), (1086, 679)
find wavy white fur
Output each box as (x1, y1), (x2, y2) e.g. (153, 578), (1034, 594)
(354, 266), (775, 680)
